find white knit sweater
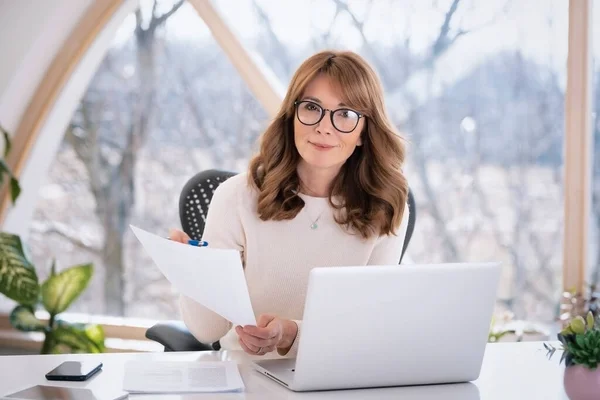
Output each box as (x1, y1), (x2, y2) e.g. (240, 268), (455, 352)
(180, 173), (409, 357)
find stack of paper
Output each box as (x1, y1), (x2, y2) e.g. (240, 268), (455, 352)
(123, 361), (245, 393)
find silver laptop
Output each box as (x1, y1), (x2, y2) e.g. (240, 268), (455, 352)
(252, 262), (501, 392)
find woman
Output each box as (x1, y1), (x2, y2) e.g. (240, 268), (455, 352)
(169, 50), (410, 358)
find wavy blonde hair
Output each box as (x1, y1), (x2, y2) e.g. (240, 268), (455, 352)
(248, 50), (408, 239)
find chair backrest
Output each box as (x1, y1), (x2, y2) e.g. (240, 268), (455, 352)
(400, 186), (416, 263)
(179, 169), (237, 240)
(179, 169), (416, 262)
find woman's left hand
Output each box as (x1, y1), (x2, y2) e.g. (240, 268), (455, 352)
(236, 314), (298, 356)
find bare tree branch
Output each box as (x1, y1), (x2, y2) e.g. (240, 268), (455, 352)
(422, 0), (510, 68)
(312, 2), (343, 50)
(429, 0), (461, 58)
(151, 0), (159, 22)
(332, 0), (467, 92)
(30, 221), (102, 255)
(363, 0), (376, 24)
(134, 8), (144, 35)
(150, 0), (185, 31)
(332, 0), (385, 69)
(252, 0), (292, 73)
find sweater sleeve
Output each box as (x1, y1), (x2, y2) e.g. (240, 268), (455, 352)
(179, 176), (247, 344)
(277, 320), (302, 357)
(367, 205), (410, 265)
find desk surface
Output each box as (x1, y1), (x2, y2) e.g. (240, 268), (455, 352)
(0, 342), (566, 400)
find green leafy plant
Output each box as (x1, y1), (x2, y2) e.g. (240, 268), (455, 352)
(545, 311), (600, 370)
(1, 232), (104, 354)
(0, 126), (102, 354)
(0, 124), (21, 203)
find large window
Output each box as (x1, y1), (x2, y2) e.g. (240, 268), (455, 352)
(23, 1), (267, 318)
(17, 0), (568, 328)
(214, 0), (568, 324)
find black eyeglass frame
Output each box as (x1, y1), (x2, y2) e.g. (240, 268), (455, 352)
(294, 100), (364, 133)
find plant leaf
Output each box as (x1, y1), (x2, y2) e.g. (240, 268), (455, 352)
(50, 259), (56, 277)
(0, 124), (11, 157)
(560, 350), (567, 365)
(0, 158), (21, 203)
(83, 324), (105, 352)
(0, 159), (11, 178)
(0, 161), (6, 187)
(41, 263), (93, 315)
(9, 305), (45, 332)
(587, 311), (595, 329)
(9, 175), (20, 203)
(0, 159), (20, 204)
(565, 352), (574, 367)
(49, 326), (94, 353)
(571, 317), (586, 334)
(0, 232), (39, 305)
(49, 322), (104, 354)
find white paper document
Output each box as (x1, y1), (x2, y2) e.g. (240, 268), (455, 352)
(130, 225), (256, 326)
(123, 361), (245, 393)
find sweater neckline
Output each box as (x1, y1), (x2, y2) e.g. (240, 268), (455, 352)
(297, 191), (329, 203)
(296, 192), (346, 211)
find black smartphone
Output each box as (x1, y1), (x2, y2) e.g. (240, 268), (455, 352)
(45, 360), (103, 381)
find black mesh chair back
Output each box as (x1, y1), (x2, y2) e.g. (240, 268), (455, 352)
(179, 169), (237, 240)
(178, 169), (416, 262)
(400, 187), (416, 263)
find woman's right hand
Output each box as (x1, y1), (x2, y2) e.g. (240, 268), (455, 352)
(168, 228), (191, 244)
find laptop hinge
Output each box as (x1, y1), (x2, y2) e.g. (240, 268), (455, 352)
(263, 371), (289, 387)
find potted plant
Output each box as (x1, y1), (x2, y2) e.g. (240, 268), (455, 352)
(0, 232), (105, 353)
(0, 125), (103, 354)
(545, 311), (600, 400)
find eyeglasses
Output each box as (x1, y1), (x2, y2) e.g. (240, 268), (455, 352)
(294, 100), (363, 133)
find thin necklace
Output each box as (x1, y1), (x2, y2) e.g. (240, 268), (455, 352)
(298, 179), (327, 230)
(306, 208), (325, 230)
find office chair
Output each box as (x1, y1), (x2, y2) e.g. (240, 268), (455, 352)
(145, 169), (417, 351)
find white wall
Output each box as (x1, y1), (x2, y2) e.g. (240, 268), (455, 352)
(0, 0), (93, 131)
(0, 0), (139, 237)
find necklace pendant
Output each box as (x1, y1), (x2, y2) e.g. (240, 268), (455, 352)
(310, 222), (318, 230)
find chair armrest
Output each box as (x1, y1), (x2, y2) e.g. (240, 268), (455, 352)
(145, 321), (215, 352)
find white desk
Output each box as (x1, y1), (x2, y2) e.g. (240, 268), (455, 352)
(0, 342), (567, 399)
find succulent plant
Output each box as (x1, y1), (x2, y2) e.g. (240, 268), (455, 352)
(545, 311), (600, 369)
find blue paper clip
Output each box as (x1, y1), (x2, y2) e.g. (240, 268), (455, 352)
(187, 239), (208, 247)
